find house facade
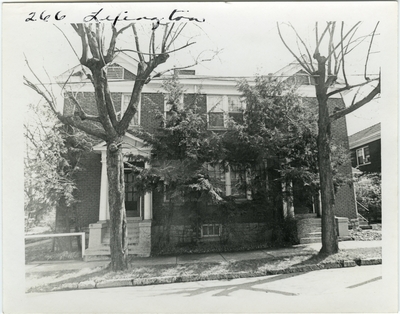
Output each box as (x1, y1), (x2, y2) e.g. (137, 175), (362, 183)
(349, 123), (381, 173)
(60, 55), (357, 258)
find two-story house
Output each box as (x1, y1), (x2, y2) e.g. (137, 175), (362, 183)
(59, 54), (357, 258)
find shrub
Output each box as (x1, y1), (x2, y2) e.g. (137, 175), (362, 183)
(354, 173), (381, 223)
(271, 215), (299, 246)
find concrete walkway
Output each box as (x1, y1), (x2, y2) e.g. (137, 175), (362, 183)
(25, 240), (381, 274)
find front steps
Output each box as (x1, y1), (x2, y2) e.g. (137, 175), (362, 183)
(84, 219), (151, 261)
(296, 214), (322, 244)
(357, 213), (372, 229)
(296, 213), (355, 244)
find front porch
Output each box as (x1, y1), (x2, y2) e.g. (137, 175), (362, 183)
(84, 134), (153, 260)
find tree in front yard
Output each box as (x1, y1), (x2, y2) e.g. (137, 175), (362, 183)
(24, 22), (206, 271)
(222, 76), (320, 219)
(278, 22), (380, 254)
(24, 101), (92, 240)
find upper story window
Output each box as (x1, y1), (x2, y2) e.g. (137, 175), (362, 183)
(106, 64), (124, 80)
(228, 96), (245, 124)
(120, 94), (139, 126)
(228, 96), (244, 112)
(207, 95), (225, 129)
(206, 95), (245, 129)
(356, 146), (371, 166)
(287, 71), (316, 86)
(164, 94), (184, 122)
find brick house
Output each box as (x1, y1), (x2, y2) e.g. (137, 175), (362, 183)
(59, 54), (357, 257)
(349, 123), (381, 173)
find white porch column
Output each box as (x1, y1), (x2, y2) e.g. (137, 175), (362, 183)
(225, 165), (231, 196)
(99, 151), (109, 221)
(246, 168), (252, 200)
(282, 181), (294, 217)
(143, 162), (153, 220)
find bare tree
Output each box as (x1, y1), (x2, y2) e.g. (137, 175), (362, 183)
(277, 22), (380, 254)
(24, 22), (205, 271)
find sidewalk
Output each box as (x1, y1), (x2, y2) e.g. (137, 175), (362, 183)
(25, 240), (382, 274)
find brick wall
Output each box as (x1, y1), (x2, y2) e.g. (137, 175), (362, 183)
(73, 153), (101, 228)
(64, 92), (122, 116)
(140, 93), (165, 132)
(303, 97), (357, 219)
(152, 222), (272, 249)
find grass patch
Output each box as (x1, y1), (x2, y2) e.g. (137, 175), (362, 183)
(25, 240), (82, 263)
(26, 247), (381, 293)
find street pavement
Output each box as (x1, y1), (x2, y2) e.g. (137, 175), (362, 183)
(25, 240), (382, 274)
(16, 265), (398, 313)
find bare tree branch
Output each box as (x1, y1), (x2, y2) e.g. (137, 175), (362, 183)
(55, 24), (93, 84)
(24, 56), (56, 108)
(314, 22), (331, 57)
(340, 22), (349, 87)
(71, 23), (89, 65)
(96, 24), (106, 66)
(277, 23), (312, 74)
(148, 30), (154, 60)
(288, 23), (315, 72)
(327, 22), (336, 76)
(148, 49), (219, 81)
(67, 93), (101, 122)
(161, 23), (169, 53)
(85, 25), (101, 63)
(326, 77), (379, 97)
(24, 77), (107, 140)
(364, 22), (379, 81)
(132, 24), (145, 63)
(325, 22), (361, 61)
(151, 29), (156, 56)
(116, 42), (196, 57)
(103, 79), (119, 128)
(166, 23), (187, 51)
(329, 79), (380, 122)
(163, 23), (175, 52)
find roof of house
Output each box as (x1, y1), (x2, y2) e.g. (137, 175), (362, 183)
(348, 123), (381, 149)
(57, 57), (345, 98)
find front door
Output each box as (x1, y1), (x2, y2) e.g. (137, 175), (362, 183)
(124, 171), (141, 218)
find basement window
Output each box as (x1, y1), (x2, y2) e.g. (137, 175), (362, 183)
(201, 224), (221, 237)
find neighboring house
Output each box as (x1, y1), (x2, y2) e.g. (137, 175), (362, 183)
(59, 55), (357, 258)
(348, 123), (381, 173)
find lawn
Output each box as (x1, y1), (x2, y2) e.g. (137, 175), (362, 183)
(26, 246), (381, 293)
(25, 238), (83, 263)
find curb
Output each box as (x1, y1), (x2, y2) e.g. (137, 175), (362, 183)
(48, 257), (382, 292)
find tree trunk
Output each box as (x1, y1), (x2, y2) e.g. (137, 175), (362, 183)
(317, 97), (339, 255)
(107, 139), (128, 271)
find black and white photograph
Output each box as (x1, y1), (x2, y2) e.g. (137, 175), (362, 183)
(2, 2), (398, 313)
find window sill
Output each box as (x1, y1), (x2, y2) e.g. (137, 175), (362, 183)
(357, 162), (372, 167)
(208, 127), (226, 131)
(127, 217), (143, 221)
(200, 236), (220, 242)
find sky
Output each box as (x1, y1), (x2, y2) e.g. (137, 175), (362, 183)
(18, 2), (386, 135)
